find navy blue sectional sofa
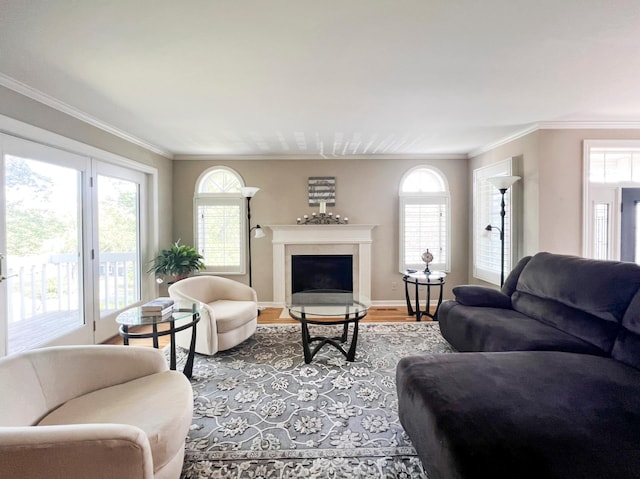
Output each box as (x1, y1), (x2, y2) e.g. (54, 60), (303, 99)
(396, 252), (640, 479)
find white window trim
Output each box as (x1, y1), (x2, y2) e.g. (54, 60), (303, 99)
(193, 166), (247, 275)
(472, 158), (521, 285)
(582, 140), (640, 260)
(398, 166), (451, 273)
(0, 114), (158, 353)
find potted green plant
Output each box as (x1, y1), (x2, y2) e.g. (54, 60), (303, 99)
(148, 240), (206, 283)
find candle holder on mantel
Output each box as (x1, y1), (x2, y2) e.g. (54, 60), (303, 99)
(296, 200), (349, 225)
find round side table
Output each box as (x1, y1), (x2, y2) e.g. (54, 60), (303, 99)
(402, 271), (447, 321)
(116, 301), (202, 378)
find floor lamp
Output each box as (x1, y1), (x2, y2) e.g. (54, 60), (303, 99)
(485, 175), (521, 287)
(240, 187), (265, 288)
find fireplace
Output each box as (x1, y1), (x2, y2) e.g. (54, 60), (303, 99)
(268, 224), (376, 306)
(292, 254), (354, 293)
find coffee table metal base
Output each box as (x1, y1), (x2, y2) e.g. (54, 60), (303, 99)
(290, 312), (365, 364)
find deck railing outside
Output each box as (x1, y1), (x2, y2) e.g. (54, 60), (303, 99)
(7, 252), (140, 354)
(7, 252), (139, 323)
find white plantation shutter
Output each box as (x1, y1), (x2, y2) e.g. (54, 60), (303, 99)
(401, 197), (448, 271)
(399, 167), (450, 272)
(196, 198), (243, 272)
(473, 159), (517, 284)
(194, 167), (246, 274)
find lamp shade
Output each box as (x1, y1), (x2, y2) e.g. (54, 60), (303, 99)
(254, 226), (266, 239)
(487, 175), (521, 191)
(240, 186), (260, 198)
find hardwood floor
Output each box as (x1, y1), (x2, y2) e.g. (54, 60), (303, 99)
(102, 306), (431, 348)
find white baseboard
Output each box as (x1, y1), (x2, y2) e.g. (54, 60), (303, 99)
(258, 300), (441, 309)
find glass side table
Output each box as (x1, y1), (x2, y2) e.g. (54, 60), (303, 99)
(116, 301), (202, 378)
(402, 271), (447, 321)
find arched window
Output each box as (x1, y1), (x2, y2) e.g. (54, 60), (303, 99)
(399, 166), (450, 272)
(194, 166), (246, 274)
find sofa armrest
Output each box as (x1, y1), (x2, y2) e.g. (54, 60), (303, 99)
(453, 285), (512, 309)
(0, 424), (154, 479)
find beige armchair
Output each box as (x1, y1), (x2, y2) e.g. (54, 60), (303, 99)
(168, 275), (258, 356)
(0, 345), (193, 479)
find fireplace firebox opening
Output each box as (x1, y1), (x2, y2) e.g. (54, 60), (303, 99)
(291, 255), (353, 293)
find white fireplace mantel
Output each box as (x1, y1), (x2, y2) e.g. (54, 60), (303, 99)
(267, 224), (377, 306)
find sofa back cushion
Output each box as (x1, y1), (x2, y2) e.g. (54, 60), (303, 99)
(511, 252), (640, 354)
(501, 255), (532, 297)
(0, 355), (49, 426)
(0, 345), (169, 427)
(612, 290), (640, 369)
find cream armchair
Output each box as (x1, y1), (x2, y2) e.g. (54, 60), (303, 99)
(0, 345), (193, 479)
(169, 275), (258, 356)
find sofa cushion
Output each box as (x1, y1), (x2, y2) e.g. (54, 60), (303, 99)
(397, 351), (640, 479)
(210, 300), (257, 333)
(612, 289), (640, 370)
(0, 355), (49, 426)
(511, 252), (640, 353)
(38, 371), (193, 473)
(511, 291), (620, 353)
(452, 285), (512, 309)
(500, 255), (532, 297)
(438, 302), (605, 355)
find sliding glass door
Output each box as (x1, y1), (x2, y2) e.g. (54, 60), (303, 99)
(0, 135), (92, 355)
(92, 163), (146, 343)
(0, 134), (150, 355)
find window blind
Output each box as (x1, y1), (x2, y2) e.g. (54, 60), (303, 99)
(196, 198), (243, 273)
(593, 203), (610, 260)
(401, 197), (448, 271)
(473, 160), (515, 285)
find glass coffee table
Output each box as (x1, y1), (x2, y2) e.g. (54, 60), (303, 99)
(287, 290), (370, 364)
(116, 301), (202, 378)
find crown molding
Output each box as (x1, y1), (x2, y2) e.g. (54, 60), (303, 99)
(5, 71), (640, 162)
(173, 153), (469, 161)
(471, 120), (640, 158)
(0, 73), (173, 159)
(538, 120), (640, 129)
(468, 124), (539, 158)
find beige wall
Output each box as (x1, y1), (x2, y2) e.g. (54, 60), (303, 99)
(172, 158), (469, 303)
(6, 82), (640, 302)
(538, 129), (640, 255)
(469, 128), (640, 285)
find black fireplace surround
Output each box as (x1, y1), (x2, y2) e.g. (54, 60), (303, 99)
(291, 254), (353, 294)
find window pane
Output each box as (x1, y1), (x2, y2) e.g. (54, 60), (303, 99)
(5, 156), (83, 354)
(97, 175), (140, 313)
(198, 169), (242, 193)
(636, 203), (640, 264)
(632, 153), (640, 183)
(590, 150), (636, 183)
(198, 203), (242, 268)
(593, 203), (610, 260)
(589, 153), (605, 182)
(403, 201), (447, 268)
(473, 159), (516, 284)
(401, 168), (445, 193)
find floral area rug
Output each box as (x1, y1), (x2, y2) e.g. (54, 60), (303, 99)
(177, 321), (453, 478)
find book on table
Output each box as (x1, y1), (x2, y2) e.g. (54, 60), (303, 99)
(141, 306), (174, 319)
(141, 297), (174, 314)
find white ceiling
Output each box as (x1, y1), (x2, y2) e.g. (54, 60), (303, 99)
(1, 0), (640, 159)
